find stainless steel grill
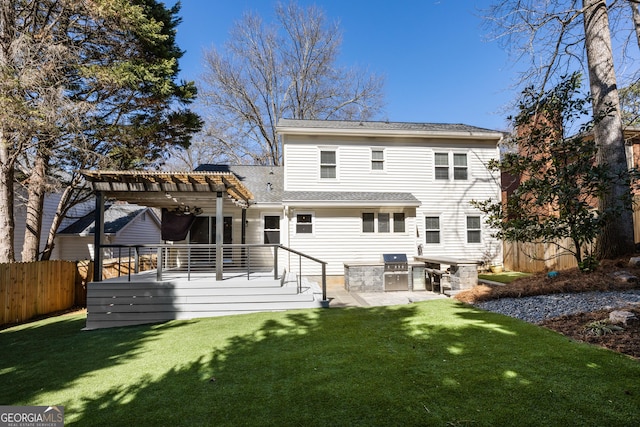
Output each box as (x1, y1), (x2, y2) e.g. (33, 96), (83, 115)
(382, 253), (409, 291)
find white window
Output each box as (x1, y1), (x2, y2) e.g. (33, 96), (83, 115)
(393, 213), (405, 233)
(425, 216), (440, 244)
(320, 150), (336, 179)
(454, 153), (468, 180)
(434, 153), (449, 180)
(467, 216), (481, 243)
(378, 213), (390, 233)
(362, 213), (375, 233)
(296, 213), (313, 234)
(371, 149), (384, 171)
(264, 215), (280, 244)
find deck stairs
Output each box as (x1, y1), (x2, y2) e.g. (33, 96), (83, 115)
(85, 271), (323, 330)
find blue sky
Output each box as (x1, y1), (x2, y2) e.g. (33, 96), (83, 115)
(170, 0), (518, 131)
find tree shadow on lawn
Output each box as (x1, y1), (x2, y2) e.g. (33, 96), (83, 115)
(62, 300), (640, 426)
(0, 314), (192, 407)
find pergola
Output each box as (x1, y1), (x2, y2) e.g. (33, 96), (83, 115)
(80, 170), (254, 282)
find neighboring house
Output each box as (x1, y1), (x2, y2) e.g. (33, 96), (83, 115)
(13, 194), (161, 261)
(81, 119), (504, 282)
(13, 191), (93, 262)
(56, 203), (162, 261)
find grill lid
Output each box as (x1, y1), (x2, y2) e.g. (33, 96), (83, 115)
(382, 253), (408, 263)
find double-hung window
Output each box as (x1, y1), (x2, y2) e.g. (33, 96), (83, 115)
(320, 150), (336, 178)
(371, 149), (384, 171)
(435, 152), (468, 180)
(296, 214), (313, 234)
(466, 216), (481, 243)
(425, 217), (440, 244)
(264, 215), (280, 244)
(434, 153), (449, 180)
(454, 153), (468, 180)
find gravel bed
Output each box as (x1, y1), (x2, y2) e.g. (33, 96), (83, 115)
(473, 290), (640, 324)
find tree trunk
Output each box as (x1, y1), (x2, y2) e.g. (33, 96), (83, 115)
(583, 0), (635, 259)
(0, 129), (15, 263)
(0, 1), (15, 263)
(21, 149), (49, 261)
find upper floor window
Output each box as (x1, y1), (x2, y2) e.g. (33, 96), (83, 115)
(435, 152), (468, 180)
(425, 216), (440, 244)
(434, 153), (449, 180)
(320, 150), (336, 178)
(466, 216), (481, 243)
(454, 153), (468, 180)
(371, 149), (384, 171)
(296, 214), (313, 234)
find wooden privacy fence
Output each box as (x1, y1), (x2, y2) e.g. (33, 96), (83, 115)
(502, 239), (580, 273)
(0, 261), (77, 326)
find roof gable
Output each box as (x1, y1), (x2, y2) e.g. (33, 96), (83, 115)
(58, 204), (151, 236)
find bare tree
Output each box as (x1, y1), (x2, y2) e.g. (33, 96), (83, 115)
(199, 1), (385, 166)
(484, 0), (636, 259)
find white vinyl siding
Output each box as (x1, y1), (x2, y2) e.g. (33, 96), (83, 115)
(288, 208), (418, 275)
(282, 134), (502, 270)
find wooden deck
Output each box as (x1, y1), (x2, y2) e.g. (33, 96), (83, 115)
(85, 271), (324, 330)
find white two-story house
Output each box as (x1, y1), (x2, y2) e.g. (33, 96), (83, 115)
(81, 119), (504, 327)
(276, 119), (504, 278)
(84, 119), (504, 288)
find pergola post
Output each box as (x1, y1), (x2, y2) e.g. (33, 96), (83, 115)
(93, 191), (105, 282)
(216, 191), (223, 280)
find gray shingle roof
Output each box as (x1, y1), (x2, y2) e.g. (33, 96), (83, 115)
(195, 165), (283, 204)
(58, 204), (149, 235)
(283, 191), (420, 205)
(277, 118), (502, 134)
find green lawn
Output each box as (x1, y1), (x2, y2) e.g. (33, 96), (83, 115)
(1, 299), (639, 426)
(478, 271), (532, 284)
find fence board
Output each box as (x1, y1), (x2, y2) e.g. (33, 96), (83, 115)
(503, 239), (580, 273)
(0, 261), (77, 326)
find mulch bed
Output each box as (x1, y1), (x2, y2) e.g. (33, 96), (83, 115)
(541, 307), (640, 359)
